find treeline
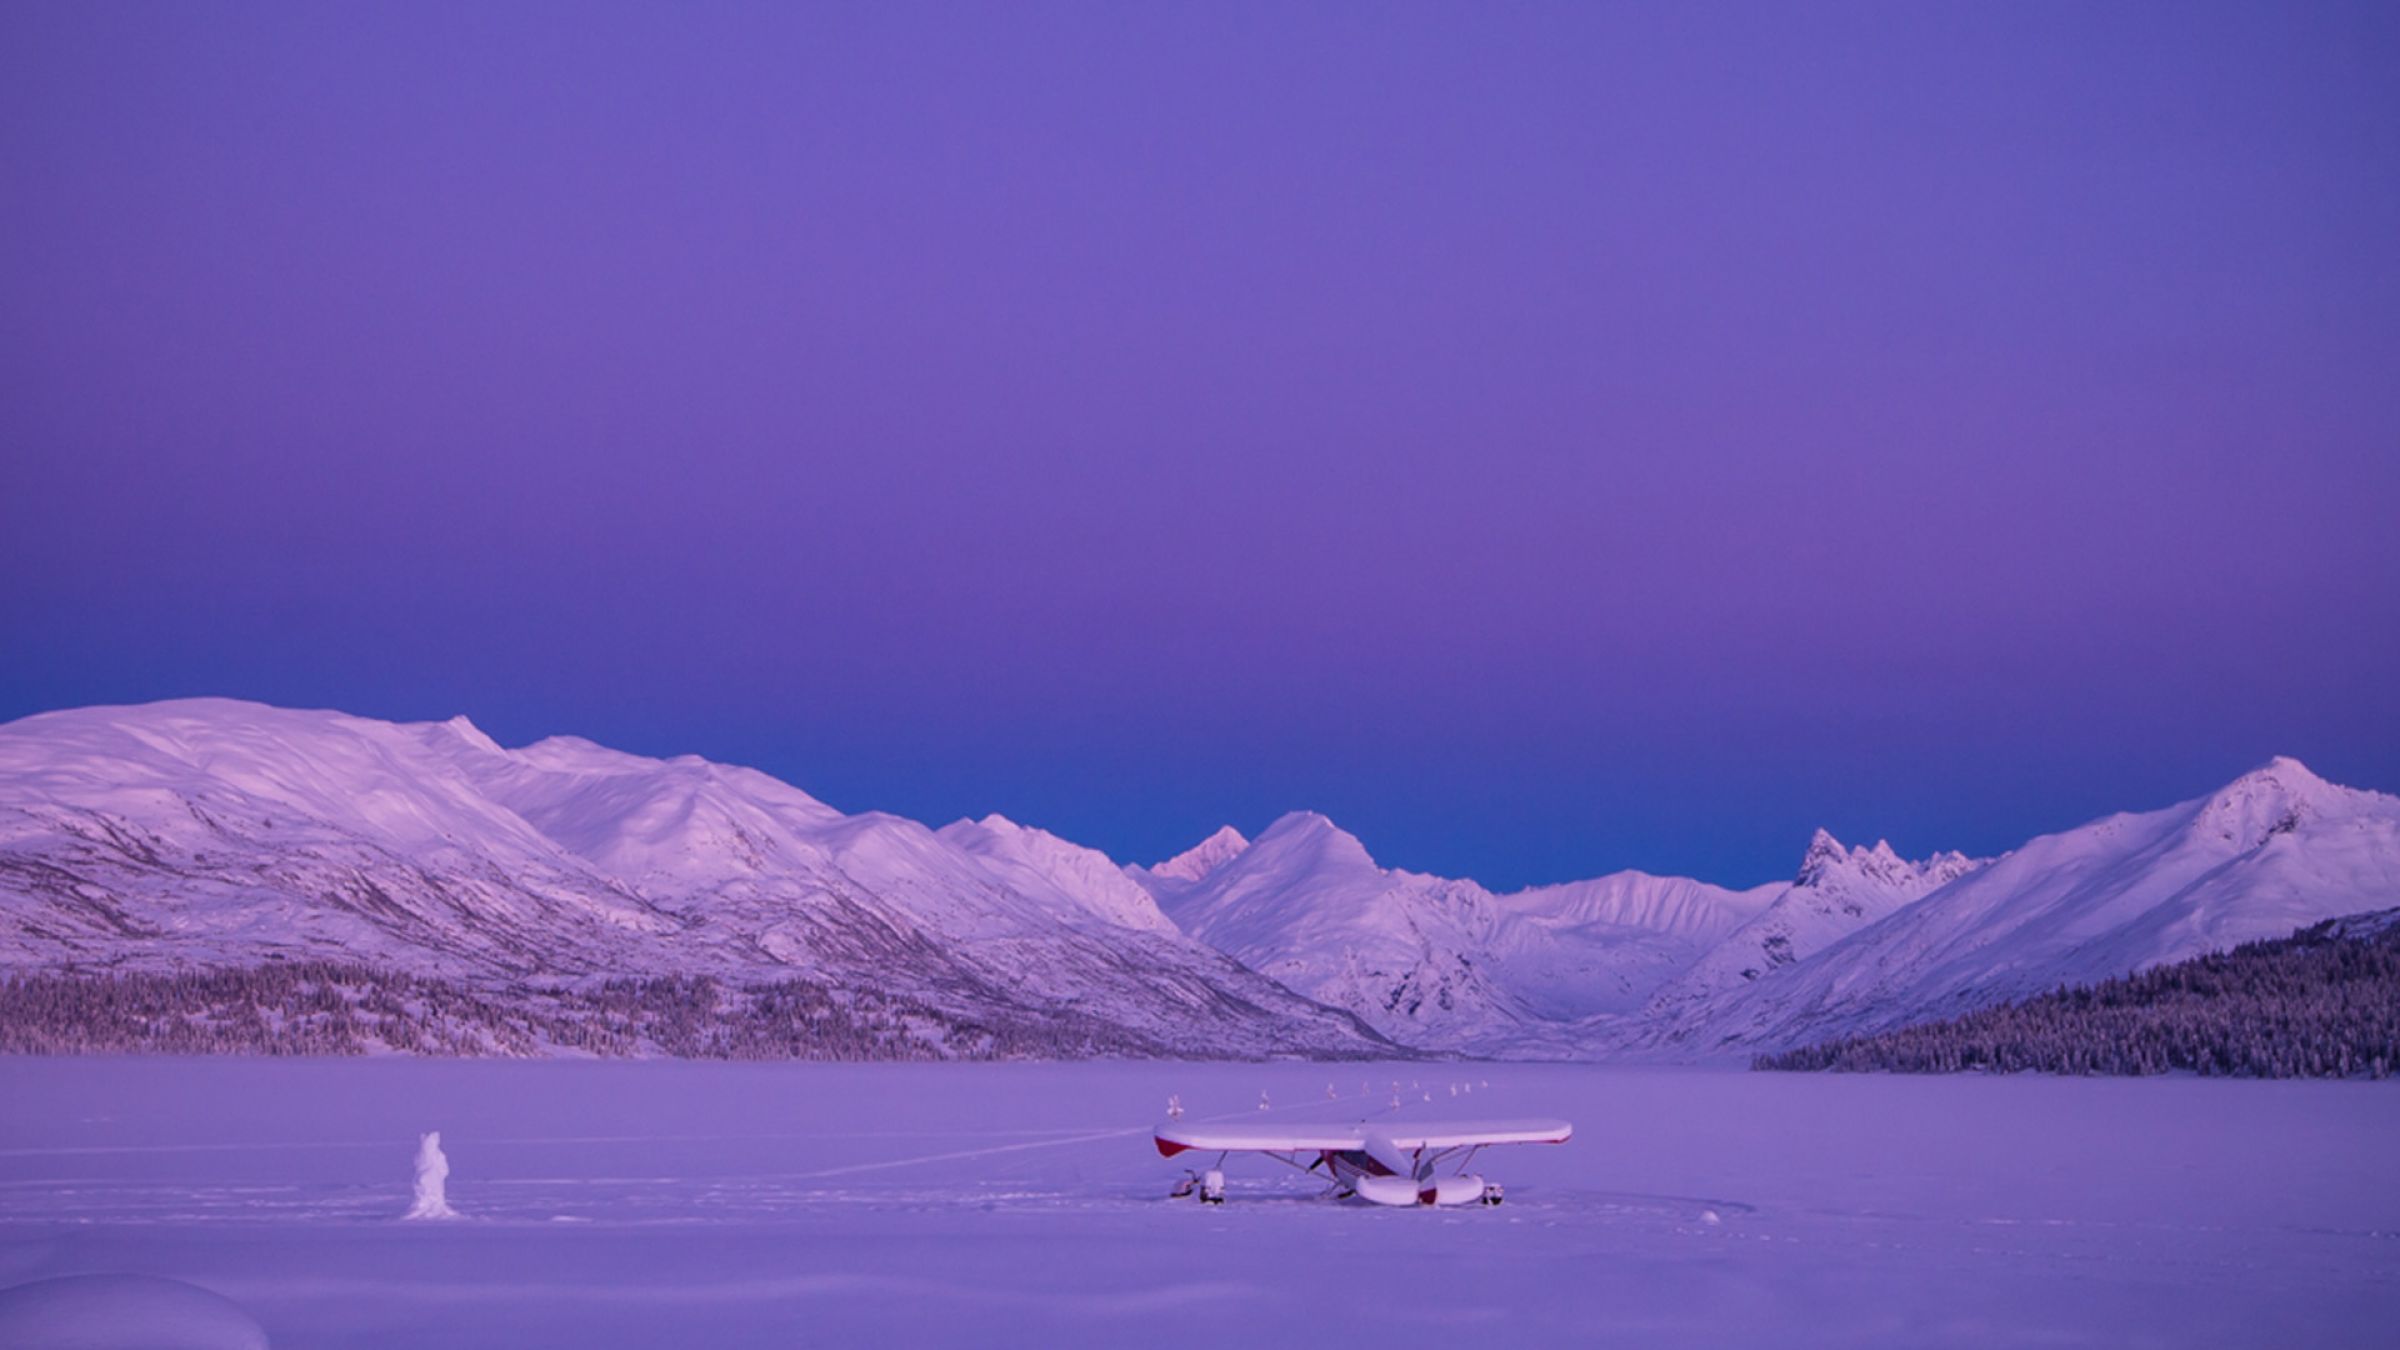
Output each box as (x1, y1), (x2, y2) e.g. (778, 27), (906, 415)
(0, 961), (1159, 1060)
(1755, 910), (2400, 1078)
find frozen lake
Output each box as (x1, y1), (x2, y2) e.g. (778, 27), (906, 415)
(0, 1058), (2393, 1348)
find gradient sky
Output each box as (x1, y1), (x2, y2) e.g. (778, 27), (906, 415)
(4, 2), (2396, 890)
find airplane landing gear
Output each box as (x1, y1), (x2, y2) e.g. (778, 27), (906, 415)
(1171, 1168), (1228, 1203)
(1480, 1183), (1505, 1206)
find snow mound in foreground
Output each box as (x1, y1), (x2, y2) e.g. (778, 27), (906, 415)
(404, 1130), (460, 1220)
(0, 1274), (268, 1350)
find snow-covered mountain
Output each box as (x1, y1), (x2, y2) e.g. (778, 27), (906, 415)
(1127, 825), (1249, 895)
(4, 699), (2393, 1062)
(935, 814), (1180, 936)
(1639, 831), (1982, 1024)
(1146, 812), (1527, 1048)
(1487, 872), (1779, 1026)
(1148, 813), (1777, 1051)
(1501, 870), (1778, 944)
(1108, 763), (2399, 1058)
(1642, 758), (2400, 1055)
(0, 700), (1389, 1058)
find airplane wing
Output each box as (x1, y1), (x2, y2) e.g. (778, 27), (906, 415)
(1153, 1122), (1370, 1157)
(1376, 1118), (1573, 1151)
(1154, 1117), (1573, 1158)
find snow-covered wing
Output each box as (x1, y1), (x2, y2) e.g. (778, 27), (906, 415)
(1153, 1122), (1370, 1156)
(1379, 1118), (1573, 1150)
(1153, 1117), (1573, 1157)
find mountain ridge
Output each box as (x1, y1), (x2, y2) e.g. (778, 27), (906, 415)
(0, 700), (1392, 1058)
(3, 700), (2392, 1062)
(1634, 756), (2400, 1056)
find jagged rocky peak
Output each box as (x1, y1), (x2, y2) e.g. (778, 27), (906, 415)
(1146, 824), (1250, 883)
(1793, 829), (1871, 886)
(1917, 849), (1980, 887)
(1793, 828), (1976, 891)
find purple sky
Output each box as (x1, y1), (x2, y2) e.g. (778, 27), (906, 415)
(4, 2), (2396, 889)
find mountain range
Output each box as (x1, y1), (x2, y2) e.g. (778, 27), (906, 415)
(3, 699), (2394, 1060)
(0, 701), (1383, 1058)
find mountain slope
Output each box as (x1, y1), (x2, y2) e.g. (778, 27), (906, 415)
(1129, 826), (1249, 893)
(1651, 758), (2400, 1054)
(1501, 871), (1778, 944)
(0, 700), (1390, 1058)
(1641, 832), (1982, 1023)
(1155, 814), (1778, 1049)
(1482, 872), (1778, 1027)
(1152, 813), (1527, 1046)
(1754, 905), (2400, 1077)
(935, 814), (1181, 936)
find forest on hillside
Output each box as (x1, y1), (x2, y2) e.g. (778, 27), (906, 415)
(1755, 909), (2400, 1078)
(0, 961), (1165, 1060)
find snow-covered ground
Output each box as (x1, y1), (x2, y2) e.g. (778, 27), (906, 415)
(0, 1060), (2392, 1348)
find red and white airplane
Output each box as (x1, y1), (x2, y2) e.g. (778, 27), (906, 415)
(1154, 1117), (1571, 1208)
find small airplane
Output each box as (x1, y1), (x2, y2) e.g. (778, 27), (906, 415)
(1154, 1117), (1571, 1208)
